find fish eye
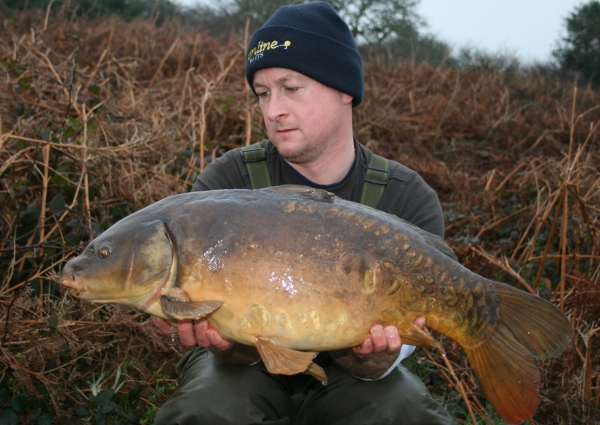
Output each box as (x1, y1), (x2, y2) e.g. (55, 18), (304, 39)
(84, 245), (94, 257)
(97, 241), (113, 259)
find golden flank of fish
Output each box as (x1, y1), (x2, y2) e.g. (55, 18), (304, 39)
(61, 185), (572, 425)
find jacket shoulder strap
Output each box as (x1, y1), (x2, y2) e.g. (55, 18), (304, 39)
(241, 144), (389, 208)
(360, 153), (389, 209)
(241, 143), (272, 189)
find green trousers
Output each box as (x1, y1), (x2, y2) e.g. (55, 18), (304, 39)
(154, 348), (454, 425)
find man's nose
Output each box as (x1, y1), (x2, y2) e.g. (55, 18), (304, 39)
(265, 91), (288, 121)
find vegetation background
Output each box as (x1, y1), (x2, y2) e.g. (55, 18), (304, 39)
(0, 0), (599, 424)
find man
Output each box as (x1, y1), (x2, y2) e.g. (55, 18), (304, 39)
(153, 2), (454, 424)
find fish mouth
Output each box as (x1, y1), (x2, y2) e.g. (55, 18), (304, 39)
(61, 274), (84, 296)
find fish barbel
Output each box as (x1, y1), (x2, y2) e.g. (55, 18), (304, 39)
(60, 185), (572, 424)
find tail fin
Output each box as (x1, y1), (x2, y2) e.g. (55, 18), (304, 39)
(464, 281), (573, 425)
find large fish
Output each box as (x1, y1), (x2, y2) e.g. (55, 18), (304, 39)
(61, 185), (572, 424)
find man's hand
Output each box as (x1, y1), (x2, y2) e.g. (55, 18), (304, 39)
(353, 317), (426, 356)
(151, 317), (233, 350)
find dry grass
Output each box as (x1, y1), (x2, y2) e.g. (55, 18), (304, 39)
(0, 10), (599, 424)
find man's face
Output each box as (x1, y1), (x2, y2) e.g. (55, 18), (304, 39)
(252, 68), (353, 165)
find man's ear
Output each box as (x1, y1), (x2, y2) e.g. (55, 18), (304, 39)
(341, 93), (354, 105)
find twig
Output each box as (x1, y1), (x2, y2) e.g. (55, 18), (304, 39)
(84, 26), (115, 88)
(243, 18), (252, 146)
(558, 85), (578, 311)
(43, 0), (56, 32)
(531, 192), (561, 290)
(475, 204), (534, 240)
(147, 37), (180, 89)
(433, 70), (460, 148)
(437, 351), (478, 425)
(422, 345), (478, 424)
(470, 246), (537, 295)
(38, 144), (51, 257)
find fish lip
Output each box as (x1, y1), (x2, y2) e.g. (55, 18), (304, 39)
(61, 274), (84, 296)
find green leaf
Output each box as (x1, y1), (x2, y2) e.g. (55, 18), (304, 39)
(47, 314), (58, 328)
(128, 381), (141, 405)
(50, 172), (68, 188)
(35, 412), (54, 425)
(100, 401), (116, 414)
(63, 127), (76, 138)
(65, 232), (81, 246)
(9, 397), (25, 414)
(49, 193), (66, 216)
(96, 389), (115, 405)
(75, 405), (89, 417)
(12, 179), (28, 187)
(26, 201), (40, 215)
(0, 407), (18, 425)
(88, 84), (101, 95)
(17, 76), (30, 90)
(106, 95), (117, 108)
(66, 118), (80, 127)
(92, 222), (103, 235)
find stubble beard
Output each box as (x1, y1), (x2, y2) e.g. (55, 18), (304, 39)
(269, 123), (341, 166)
(270, 130), (327, 165)
(277, 142), (324, 165)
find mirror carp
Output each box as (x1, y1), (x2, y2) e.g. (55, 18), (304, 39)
(61, 185), (573, 424)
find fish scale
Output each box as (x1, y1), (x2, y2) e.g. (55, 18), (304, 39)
(60, 185), (573, 425)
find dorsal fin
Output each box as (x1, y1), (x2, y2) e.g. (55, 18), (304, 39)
(263, 185), (457, 260)
(262, 185), (335, 203)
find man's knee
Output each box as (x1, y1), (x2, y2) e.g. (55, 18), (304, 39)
(155, 349), (294, 425)
(296, 362), (454, 425)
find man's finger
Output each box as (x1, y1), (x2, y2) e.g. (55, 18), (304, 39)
(370, 324), (388, 354)
(176, 320), (198, 347)
(353, 336), (373, 356)
(151, 317), (177, 335)
(191, 319), (212, 347)
(413, 316), (426, 330)
(383, 325), (401, 354)
(207, 329), (234, 351)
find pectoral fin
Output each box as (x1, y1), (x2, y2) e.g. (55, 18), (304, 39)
(254, 338), (327, 383)
(398, 323), (445, 353)
(161, 289), (223, 320)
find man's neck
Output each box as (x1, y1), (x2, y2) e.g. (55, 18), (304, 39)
(284, 137), (356, 185)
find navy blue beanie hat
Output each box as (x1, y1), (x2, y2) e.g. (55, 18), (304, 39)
(245, 1), (364, 107)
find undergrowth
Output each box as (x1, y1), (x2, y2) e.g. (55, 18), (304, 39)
(1, 9), (599, 425)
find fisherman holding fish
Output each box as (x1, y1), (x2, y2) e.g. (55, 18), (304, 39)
(60, 1), (572, 420)
(152, 2), (454, 424)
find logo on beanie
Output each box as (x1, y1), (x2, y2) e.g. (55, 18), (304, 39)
(247, 40), (291, 63)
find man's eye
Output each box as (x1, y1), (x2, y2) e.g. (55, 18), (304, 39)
(286, 87), (298, 93)
(257, 91), (270, 98)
